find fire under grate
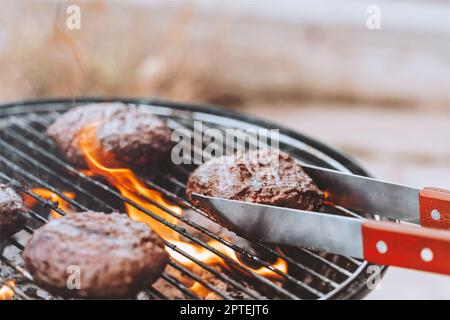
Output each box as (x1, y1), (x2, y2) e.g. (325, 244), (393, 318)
(0, 98), (385, 300)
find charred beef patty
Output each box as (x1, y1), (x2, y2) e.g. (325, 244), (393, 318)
(0, 184), (27, 241)
(187, 149), (324, 216)
(23, 211), (169, 299)
(46, 103), (172, 170)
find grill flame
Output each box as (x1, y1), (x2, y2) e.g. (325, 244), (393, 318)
(23, 188), (75, 219)
(78, 124), (181, 241)
(25, 122), (288, 298)
(0, 281), (15, 300)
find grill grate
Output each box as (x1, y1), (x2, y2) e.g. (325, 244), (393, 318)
(0, 99), (382, 300)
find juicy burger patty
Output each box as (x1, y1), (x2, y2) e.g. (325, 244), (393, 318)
(0, 184), (27, 241)
(186, 149), (324, 216)
(22, 211), (169, 299)
(46, 103), (173, 170)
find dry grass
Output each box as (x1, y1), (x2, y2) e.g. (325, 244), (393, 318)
(2, 1), (390, 108)
(0, 1), (302, 107)
(1, 1), (448, 111)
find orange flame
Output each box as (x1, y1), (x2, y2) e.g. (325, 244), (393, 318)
(167, 240), (287, 278)
(76, 123), (288, 297)
(23, 188), (75, 219)
(189, 282), (210, 298)
(78, 124), (180, 240)
(0, 281), (15, 300)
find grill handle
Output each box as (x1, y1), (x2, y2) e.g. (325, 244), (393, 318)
(419, 187), (450, 229)
(362, 221), (450, 275)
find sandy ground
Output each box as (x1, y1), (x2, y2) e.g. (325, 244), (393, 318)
(242, 102), (450, 299)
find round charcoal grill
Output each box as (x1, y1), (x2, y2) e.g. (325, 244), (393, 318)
(0, 98), (387, 300)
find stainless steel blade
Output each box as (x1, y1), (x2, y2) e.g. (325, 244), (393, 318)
(301, 164), (420, 222)
(191, 193), (365, 258)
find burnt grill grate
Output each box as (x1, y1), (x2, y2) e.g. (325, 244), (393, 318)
(0, 98), (382, 300)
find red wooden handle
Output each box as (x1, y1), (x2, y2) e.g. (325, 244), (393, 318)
(362, 221), (450, 275)
(419, 187), (450, 230)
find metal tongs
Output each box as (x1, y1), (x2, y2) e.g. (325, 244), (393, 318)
(191, 164), (450, 275)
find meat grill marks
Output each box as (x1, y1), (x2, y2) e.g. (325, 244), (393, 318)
(0, 102), (369, 300)
(186, 149), (324, 221)
(23, 211), (169, 299)
(46, 103), (173, 171)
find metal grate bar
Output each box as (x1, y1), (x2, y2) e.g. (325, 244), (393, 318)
(0, 169), (272, 299)
(166, 118), (363, 282)
(163, 240), (263, 299)
(114, 180), (321, 296)
(2, 250), (179, 300)
(35, 112), (337, 295)
(0, 172), (263, 300)
(165, 172), (363, 275)
(0, 255), (33, 283)
(0, 155), (89, 212)
(8, 114), (332, 296)
(0, 176), (66, 218)
(3, 119), (306, 299)
(0, 132), (116, 213)
(142, 289), (160, 300)
(145, 287), (168, 300)
(160, 273), (200, 300)
(1, 209), (201, 301)
(298, 249), (354, 277)
(160, 172), (353, 286)
(6, 237), (25, 251)
(0, 104), (372, 300)
(168, 260), (233, 300)
(0, 172), (243, 300)
(146, 179), (340, 289)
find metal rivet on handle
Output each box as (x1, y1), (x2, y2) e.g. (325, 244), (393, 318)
(420, 248), (433, 262)
(431, 209), (441, 221)
(376, 240), (388, 254)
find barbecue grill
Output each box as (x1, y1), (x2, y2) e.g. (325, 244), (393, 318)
(0, 97), (387, 300)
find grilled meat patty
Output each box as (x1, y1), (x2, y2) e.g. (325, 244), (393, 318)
(23, 211), (169, 299)
(187, 149), (324, 218)
(46, 103), (173, 170)
(0, 184), (27, 241)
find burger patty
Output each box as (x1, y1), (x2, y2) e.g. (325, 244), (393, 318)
(23, 211), (169, 299)
(186, 149), (324, 216)
(0, 184), (27, 241)
(46, 103), (173, 170)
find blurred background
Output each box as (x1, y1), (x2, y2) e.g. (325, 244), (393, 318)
(0, 0), (449, 299)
